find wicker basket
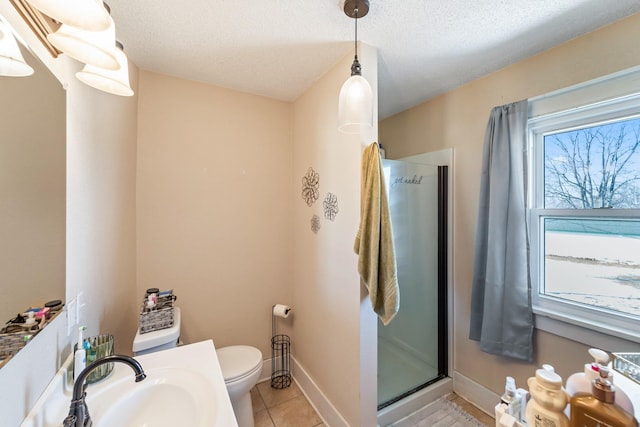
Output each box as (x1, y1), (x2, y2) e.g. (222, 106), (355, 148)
(139, 294), (176, 334)
(0, 327), (38, 357)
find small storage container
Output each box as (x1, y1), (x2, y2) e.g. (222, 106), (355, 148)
(133, 307), (181, 356)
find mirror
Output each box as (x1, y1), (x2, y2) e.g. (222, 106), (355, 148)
(0, 20), (65, 367)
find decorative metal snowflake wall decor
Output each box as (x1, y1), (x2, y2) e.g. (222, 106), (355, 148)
(301, 167), (320, 207)
(323, 192), (339, 221)
(311, 214), (321, 234)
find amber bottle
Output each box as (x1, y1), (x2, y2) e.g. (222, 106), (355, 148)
(570, 366), (638, 427)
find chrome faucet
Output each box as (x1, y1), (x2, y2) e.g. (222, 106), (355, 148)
(63, 355), (146, 427)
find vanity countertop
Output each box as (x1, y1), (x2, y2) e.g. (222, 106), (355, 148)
(20, 339), (238, 427)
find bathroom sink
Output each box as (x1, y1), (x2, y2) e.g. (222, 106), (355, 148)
(20, 340), (237, 427)
(88, 367), (217, 426)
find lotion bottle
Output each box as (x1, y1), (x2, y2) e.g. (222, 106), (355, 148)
(526, 368), (570, 427)
(570, 366), (638, 427)
(73, 326), (86, 381)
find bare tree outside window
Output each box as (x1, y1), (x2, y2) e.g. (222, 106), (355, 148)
(544, 118), (640, 209)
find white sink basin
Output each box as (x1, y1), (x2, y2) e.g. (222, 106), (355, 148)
(20, 340), (238, 427)
(90, 367), (217, 426)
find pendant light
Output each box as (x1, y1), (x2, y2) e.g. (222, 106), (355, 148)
(0, 17), (34, 77)
(26, 0), (112, 31)
(46, 3), (119, 70)
(76, 41), (133, 96)
(338, 0), (373, 134)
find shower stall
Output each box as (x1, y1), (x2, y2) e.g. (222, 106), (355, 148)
(377, 152), (450, 420)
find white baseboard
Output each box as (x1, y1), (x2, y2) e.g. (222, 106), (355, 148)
(259, 358), (271, 383)
(291, 355), (349, 427)
(452, 371), (500, 417)
(258, 354), (289, 384)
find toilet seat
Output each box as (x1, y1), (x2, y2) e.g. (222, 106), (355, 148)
(217, 345), (262, 383)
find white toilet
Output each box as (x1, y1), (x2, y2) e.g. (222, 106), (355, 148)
(131, 307), (263, 427)
(216, 345), (263, 427)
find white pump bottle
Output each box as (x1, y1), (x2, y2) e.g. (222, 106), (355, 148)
(73, 326), (86, 382)
(565, 348), (634, 417)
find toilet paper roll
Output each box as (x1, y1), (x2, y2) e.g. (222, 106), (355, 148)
(273, 304), (291, 318)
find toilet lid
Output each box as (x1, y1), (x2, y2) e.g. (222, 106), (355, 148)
(217, 345), (263, 382)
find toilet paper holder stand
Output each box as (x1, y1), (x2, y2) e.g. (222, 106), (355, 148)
(271, 304), (291, 389)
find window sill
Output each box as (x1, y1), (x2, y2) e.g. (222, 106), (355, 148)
(533, 306), (640, 350)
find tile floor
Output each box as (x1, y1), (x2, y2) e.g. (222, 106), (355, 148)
(250, 381), (493, 427)
(251, 381), (324, 427)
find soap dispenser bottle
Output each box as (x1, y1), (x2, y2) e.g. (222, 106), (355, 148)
(566, 348), (608, 396)
(566, 348), (634, 416)
(570, 366), (638, 427)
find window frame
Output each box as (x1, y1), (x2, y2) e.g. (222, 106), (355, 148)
(528, 88), (640, 345)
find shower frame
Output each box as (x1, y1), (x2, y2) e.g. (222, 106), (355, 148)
(377, 164), (449, 411)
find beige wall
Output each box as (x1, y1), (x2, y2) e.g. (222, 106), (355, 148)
(136, 71), (293, 356)
(292, 43), (378, 427)
(380, 13), (640, 396)
(66, 63), (140, 354)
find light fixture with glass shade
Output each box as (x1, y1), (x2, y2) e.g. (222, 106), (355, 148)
(46, 3), (119, 70)
(76, 41), (133, 97)
(25, 0), (112, 31)
(338, 0), (373, 134)
(0, 16), (34, 77)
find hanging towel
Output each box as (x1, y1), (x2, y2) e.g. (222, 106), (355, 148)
(354, 142), (399, 325)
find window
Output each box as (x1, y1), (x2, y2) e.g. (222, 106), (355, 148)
(529, 86), (640, 343)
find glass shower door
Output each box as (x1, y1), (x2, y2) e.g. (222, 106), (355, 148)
(378, 159), (447, 408)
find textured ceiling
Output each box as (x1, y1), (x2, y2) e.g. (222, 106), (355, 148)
(105, 0), (640, 119)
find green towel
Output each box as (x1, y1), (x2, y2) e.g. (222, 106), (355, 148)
(354, 142), (399, 325)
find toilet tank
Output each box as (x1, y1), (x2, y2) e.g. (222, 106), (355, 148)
(132, 307), (181, 356)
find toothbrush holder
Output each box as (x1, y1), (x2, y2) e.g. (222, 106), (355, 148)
(85, 334), (115, 383)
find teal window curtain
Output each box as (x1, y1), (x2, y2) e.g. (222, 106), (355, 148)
(469, 100), (534, 362)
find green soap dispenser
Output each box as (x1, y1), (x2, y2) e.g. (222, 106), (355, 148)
(570, 366), (638, 427)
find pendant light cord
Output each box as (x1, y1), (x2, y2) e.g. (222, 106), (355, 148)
(354, 6), (359, 59)
(350, 4), (362, 76)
